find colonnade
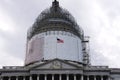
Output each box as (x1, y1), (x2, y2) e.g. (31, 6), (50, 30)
(1, 74), (110, 80)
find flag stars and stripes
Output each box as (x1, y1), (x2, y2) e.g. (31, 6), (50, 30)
(57, 38), (64, 43)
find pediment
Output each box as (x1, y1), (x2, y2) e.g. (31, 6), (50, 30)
(30, 59), (83, 70)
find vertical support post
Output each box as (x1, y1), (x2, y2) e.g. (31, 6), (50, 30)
(56, 37), (57, 58)
(101, 76), (103, 80)
(8, 77), (10, 80)
(16, 76), (18, 80)
(0, 76), (2, 80)
(59, 74), (61, 80)
(37, 75), (39, 80)
(88, 76), (89, 80)
(30, 76), (32, 80)
(23, 76), (25, 80)
(52, 74), (54, 80)
(44, 74), (47, 80)
(77, 39), (80, 61)
(67, 74), (69, 80)
(81, 75), (83, 80)
(74, 74), (76, 80)
(108, 76), (111, 80)
(94, 76), (96, 80)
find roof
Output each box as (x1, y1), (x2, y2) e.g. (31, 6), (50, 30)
(27, 0), (84, 40)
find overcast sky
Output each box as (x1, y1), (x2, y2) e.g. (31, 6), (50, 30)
(0, 0), (120, 68)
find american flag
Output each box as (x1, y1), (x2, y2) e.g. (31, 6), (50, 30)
(57, 38), (64, 43)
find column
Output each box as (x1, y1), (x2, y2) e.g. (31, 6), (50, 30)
(37, 75), (39, 80)
(23, 76), (25, 80)
(52, 75), (54, 80)
(44, 74), (47, 80)
(101, 76), (103, 80)
(0, 76), (3, 80)
(1, 77), (3, 80)
(59, 74), (61, 80)
(16, 76), (18, 80)
(67, 74), (69, 80)
(81, 75), (83, 80)
(108, 76), (111, 80)
(30, 76), (32, 80)
(74, 75), (76, 80)
(87, 76), (89, 80)
(0, 77), (2, 80)
(94, 76), (96, 80)
(8, 77), (10, 80)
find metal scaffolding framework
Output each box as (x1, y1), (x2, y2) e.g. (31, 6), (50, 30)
(27, 0), (84, 40)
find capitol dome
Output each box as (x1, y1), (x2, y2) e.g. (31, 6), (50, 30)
(25, 0), (86, 65)
(27, 0), (84, 40)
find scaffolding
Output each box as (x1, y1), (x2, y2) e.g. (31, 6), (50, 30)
(82, 36), (90, 65)
(27, 0), (84, 41)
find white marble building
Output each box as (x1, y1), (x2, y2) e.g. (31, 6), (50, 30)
(0, 0), (120, 80)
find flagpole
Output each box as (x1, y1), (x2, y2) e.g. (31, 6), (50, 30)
(56, 37), (64, 58)
(56, 37), (57, 58)
(77, 39), (79, 61)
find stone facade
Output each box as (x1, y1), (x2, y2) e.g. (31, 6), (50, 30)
(0, 59), (120, 80)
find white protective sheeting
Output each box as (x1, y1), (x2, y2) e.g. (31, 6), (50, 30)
(25, 31), (83, 65)
(25, 36), (44, 65)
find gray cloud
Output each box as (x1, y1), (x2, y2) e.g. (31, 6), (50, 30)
(0, 0), (120, 68)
